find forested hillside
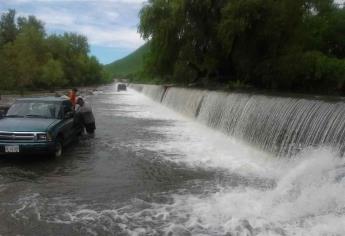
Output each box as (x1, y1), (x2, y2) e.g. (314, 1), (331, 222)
(138, 0), (345, 94)
(105, 44), (148, 78)
(0, 9), (111, 92)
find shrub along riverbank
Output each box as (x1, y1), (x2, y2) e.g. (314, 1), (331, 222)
(129, 0), (345, 95)
(0, 9), (112, 93)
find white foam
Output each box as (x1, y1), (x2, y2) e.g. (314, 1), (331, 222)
(166, 149), (345, 235)
(20, 149), (344, 235)
(71, 148), (340, 236)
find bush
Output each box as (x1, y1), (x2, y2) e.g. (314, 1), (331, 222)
(300, 51), (345, 92)
(273, 51), (345, 93)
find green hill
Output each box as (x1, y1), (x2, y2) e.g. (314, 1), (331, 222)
(105, 44), (148, 77)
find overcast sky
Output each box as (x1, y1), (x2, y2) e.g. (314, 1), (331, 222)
(0, 0), (146, 64)
(0, 0), (344, 64)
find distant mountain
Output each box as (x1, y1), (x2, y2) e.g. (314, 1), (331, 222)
(104, 44), (148, 77)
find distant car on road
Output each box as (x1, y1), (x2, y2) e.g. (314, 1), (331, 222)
(0, 97), (82, 157)
(117, 83), (127, 91)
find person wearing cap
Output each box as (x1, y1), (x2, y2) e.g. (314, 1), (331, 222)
(75, 97), (96, 136)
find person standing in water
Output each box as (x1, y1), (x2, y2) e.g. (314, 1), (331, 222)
(75, 97), (96, 136)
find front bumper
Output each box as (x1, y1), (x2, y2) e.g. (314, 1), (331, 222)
(0, 141), (55, 156)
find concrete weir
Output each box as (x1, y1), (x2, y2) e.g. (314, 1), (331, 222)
(131, 84), (345, 157)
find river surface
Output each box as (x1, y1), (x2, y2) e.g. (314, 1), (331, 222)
(0, 84), (344, 236)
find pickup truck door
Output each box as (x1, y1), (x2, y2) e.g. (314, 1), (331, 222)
(60, 101), (77, 145)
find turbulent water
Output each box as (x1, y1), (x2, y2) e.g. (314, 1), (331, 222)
(0, 84), (344, 236)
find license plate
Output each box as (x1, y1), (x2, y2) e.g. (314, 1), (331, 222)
(5, 145), (20, 153)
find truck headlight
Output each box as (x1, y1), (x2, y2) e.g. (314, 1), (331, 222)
(47, 132), (52, 141)
(37, 133), (47, 141)
(37, 133), (52, 141)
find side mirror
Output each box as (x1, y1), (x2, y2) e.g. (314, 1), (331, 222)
(64, 111), (74, 119)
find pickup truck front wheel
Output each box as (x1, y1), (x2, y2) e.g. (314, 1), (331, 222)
(53, 138), (63, 158)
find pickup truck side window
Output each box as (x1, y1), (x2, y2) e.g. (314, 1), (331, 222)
(64, 101), (73, 111)
(62, 100), (74, 117)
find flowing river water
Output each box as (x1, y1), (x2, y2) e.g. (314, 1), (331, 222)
(0, 84), (344, 236)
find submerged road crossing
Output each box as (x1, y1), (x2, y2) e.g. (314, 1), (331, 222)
(0, 84), (344, 235)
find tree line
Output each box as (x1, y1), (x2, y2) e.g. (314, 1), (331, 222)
(138, 0), (345, 94)
(0, 9), (111, 92)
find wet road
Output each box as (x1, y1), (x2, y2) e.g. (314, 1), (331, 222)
(0, 84), (344, 236)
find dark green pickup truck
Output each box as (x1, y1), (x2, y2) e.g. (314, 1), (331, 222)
(0, 97), (82, 157)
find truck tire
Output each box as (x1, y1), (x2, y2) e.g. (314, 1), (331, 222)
(54, 137), (63, 158)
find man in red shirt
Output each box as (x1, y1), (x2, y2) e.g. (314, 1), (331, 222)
(68, 88), (78, 108)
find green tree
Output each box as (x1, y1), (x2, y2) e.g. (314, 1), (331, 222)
(39, 58), (66, 90)
(139, 0), (184, 77)
(0, 9), (17, 47)
(14, 21), (47, 92)
(45, 33), (104, 87)
(84, 56), (103, 85)
(0, 9), (107, 91)
(138, 0), (345, 94)
(0, 43), (17, 90)
(304, 5), (345, 59)
(17, 15), (45, 35)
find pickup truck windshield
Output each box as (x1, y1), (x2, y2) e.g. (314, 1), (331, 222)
(6, 101), (61, 119)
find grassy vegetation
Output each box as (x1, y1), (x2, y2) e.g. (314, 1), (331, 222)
(104, 43), (148, 78)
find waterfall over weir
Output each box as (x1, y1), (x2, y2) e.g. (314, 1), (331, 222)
(131, 84), (345, 157)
